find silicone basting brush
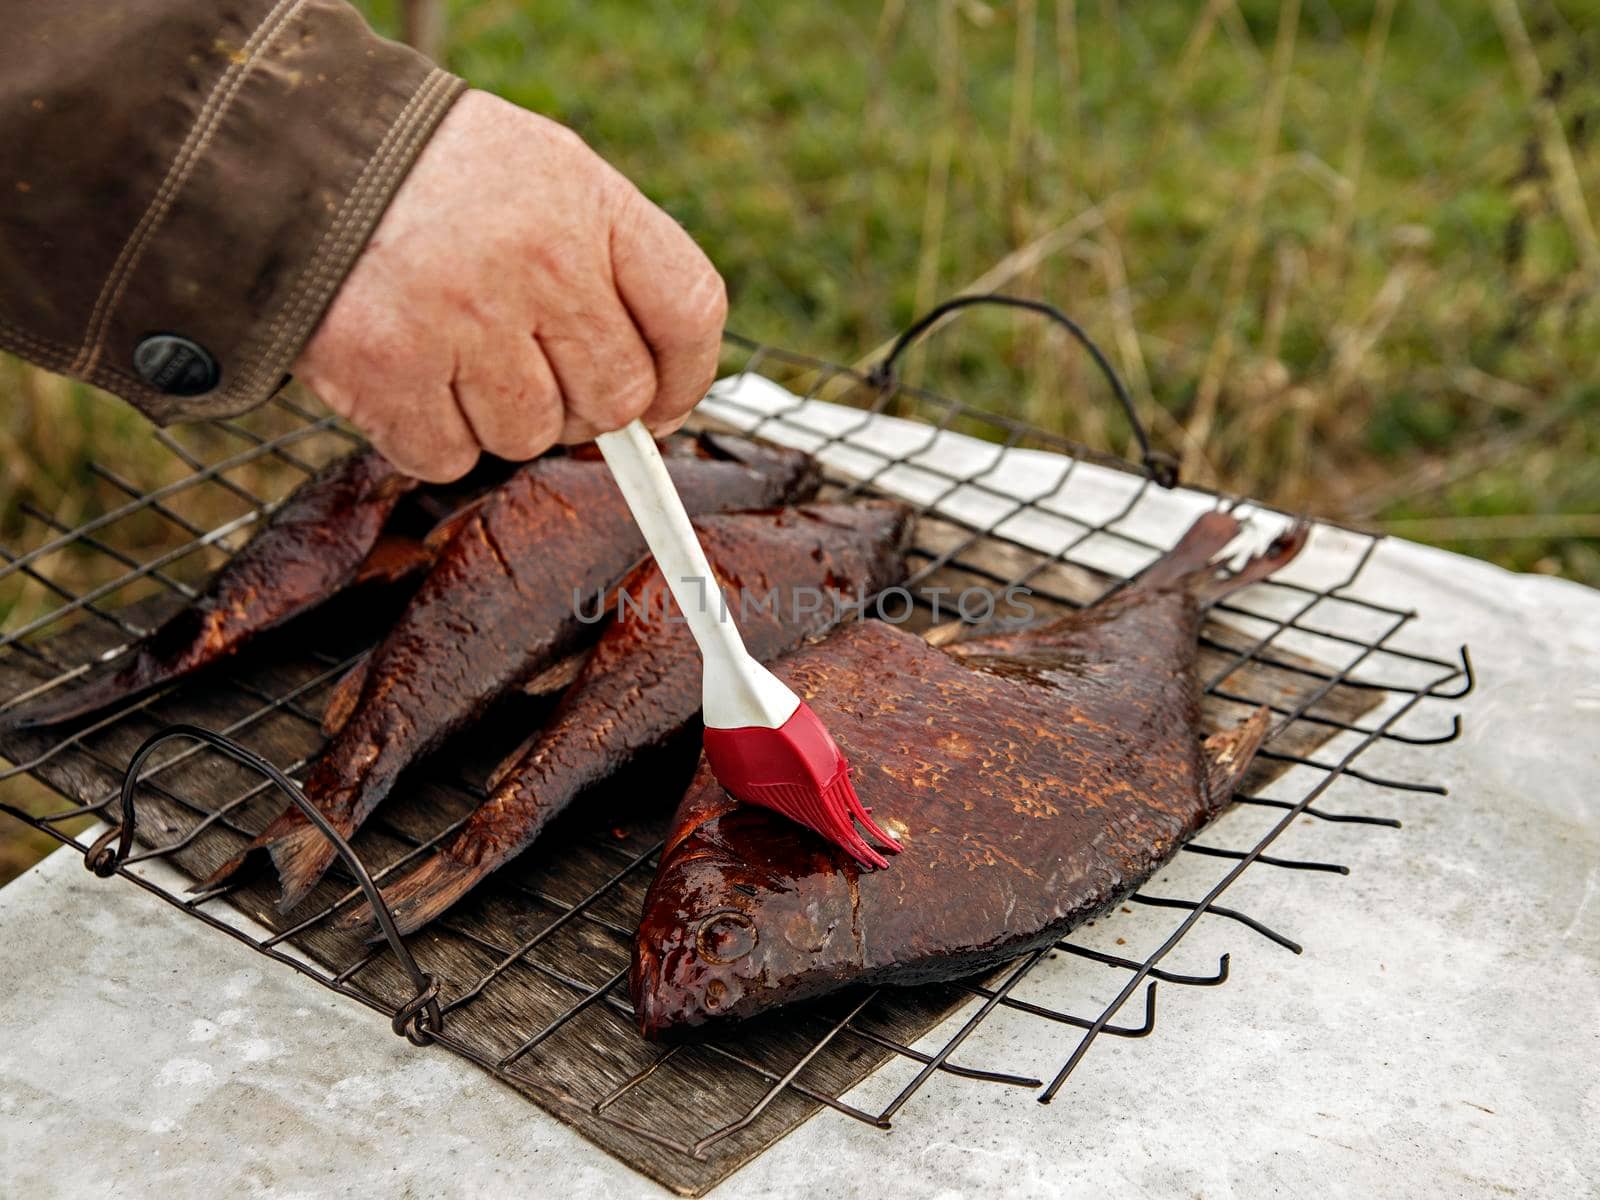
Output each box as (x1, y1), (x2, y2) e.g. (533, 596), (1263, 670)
(596, 420), (899, 868)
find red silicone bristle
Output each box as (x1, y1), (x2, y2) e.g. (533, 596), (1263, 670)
(703, 704), (901, 870)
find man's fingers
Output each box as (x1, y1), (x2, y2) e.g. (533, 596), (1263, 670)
(312, 370), (478, 483)
(291, 95), (726, 468)
(296, 361), (473, 483)
(295, 298), (481, 482)
(609, 190), (727, 432)
(452, 336), (564, 462)
(375, 389), (480, 482)
(543, 291), (659, 443)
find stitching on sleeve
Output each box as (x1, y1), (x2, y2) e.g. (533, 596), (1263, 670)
(0, 315), (77, 363)
(68, 0), (309, 379)
(238, 67), (460, 399)
(1, 321), (157, 397)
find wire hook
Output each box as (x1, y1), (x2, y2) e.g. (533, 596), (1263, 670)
(865, 293), (1178, 488)
(89, 723), (443, 1046)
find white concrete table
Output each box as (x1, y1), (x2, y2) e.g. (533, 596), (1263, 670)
(2, 383), (1597, 1198)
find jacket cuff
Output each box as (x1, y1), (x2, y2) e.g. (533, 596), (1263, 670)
(81, 2), (465, 423)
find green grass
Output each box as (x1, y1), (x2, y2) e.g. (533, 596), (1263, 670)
(2, 0), (1597, 880)
(377, 0), (1598, 574)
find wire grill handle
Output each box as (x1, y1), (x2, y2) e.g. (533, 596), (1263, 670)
(85, 723), (443, 1046)
(865, 293), (1179, 488)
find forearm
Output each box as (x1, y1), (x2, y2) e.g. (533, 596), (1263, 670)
(0, 0), (463, 423)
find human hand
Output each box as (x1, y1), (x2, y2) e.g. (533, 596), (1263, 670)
(293, 90), (727, 482)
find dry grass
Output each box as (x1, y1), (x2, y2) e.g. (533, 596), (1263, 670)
(3, 0), (1598, 879)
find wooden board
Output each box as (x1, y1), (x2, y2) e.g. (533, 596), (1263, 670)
(0, 515), (1380, 1196)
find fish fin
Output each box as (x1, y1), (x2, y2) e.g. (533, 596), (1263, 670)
(513, 556), (652, 698)
(601, 556), (660, 614)
(335, 853), (483, 939)
(422, 496), (487, 553)
(1134, 511), (1243, 593)
(926, 616), (1037, 650)
(485, 736), (538, 791)
(350, 535), (435, 588)
(370, 471), (421, 505)
(320, 656), (370, 737)
(1190, 521), (1310, 607)
(519, 650), (585, 697)
(1202, 706), (1272, 809)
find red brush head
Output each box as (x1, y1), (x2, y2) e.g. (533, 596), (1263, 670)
(703, 704), (901, 870)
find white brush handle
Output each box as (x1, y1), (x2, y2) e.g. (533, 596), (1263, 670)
(595, 420), (798, 730)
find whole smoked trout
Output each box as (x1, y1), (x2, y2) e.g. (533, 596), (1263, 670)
(0, 449), (420, 733)
(206, 434), (818, 910)
(631, 512), (1306, 1037)
(339, 500), (913, 935)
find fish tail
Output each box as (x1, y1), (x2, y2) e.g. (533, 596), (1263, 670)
(268, 822), (344, 913)
(191, 846), (257, 894)
(0, 664), (145, 734)
(191, 806), (306, 893)
(1190, 520), (1310, 608)
(1135, 512), (1309, 609)
(334, 853), (483, 939)
(1133, 512), (1242, 593)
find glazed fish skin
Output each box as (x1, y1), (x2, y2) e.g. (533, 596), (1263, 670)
(631, 514), (1303, 1037)
(214, 434), (818, 910)
(0, 448), (417, 733)
(340, 499), (912, 936)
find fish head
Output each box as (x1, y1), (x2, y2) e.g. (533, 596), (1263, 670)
(631, 782), (861, 1039)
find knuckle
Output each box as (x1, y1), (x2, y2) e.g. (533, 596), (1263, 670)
(688, 266), (729, 330)
(608, 178), (651, 230)
(658, 264), (728, 348)
(549, 122), (589, 154)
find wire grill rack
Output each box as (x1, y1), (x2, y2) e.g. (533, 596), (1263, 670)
(0, 330), (1469, 1196)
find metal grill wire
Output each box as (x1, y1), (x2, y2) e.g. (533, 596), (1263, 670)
(0, 341), (1471, 1160)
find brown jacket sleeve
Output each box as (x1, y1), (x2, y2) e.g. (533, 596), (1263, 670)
(0, 1), (465, 423)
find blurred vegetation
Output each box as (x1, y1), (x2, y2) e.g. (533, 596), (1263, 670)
(3, 0), (1597, 881)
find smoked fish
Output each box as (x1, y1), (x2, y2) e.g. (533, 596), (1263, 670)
(204, 433), (818, 910)
(0, 448), (421, 733)
(338, 499), (913, 936)
(630, 512), (1306, 1038)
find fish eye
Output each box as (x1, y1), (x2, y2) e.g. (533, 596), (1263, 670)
(695, 910), (756, 963)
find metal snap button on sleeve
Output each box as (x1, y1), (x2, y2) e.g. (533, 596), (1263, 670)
(133, 334), (220, 396)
